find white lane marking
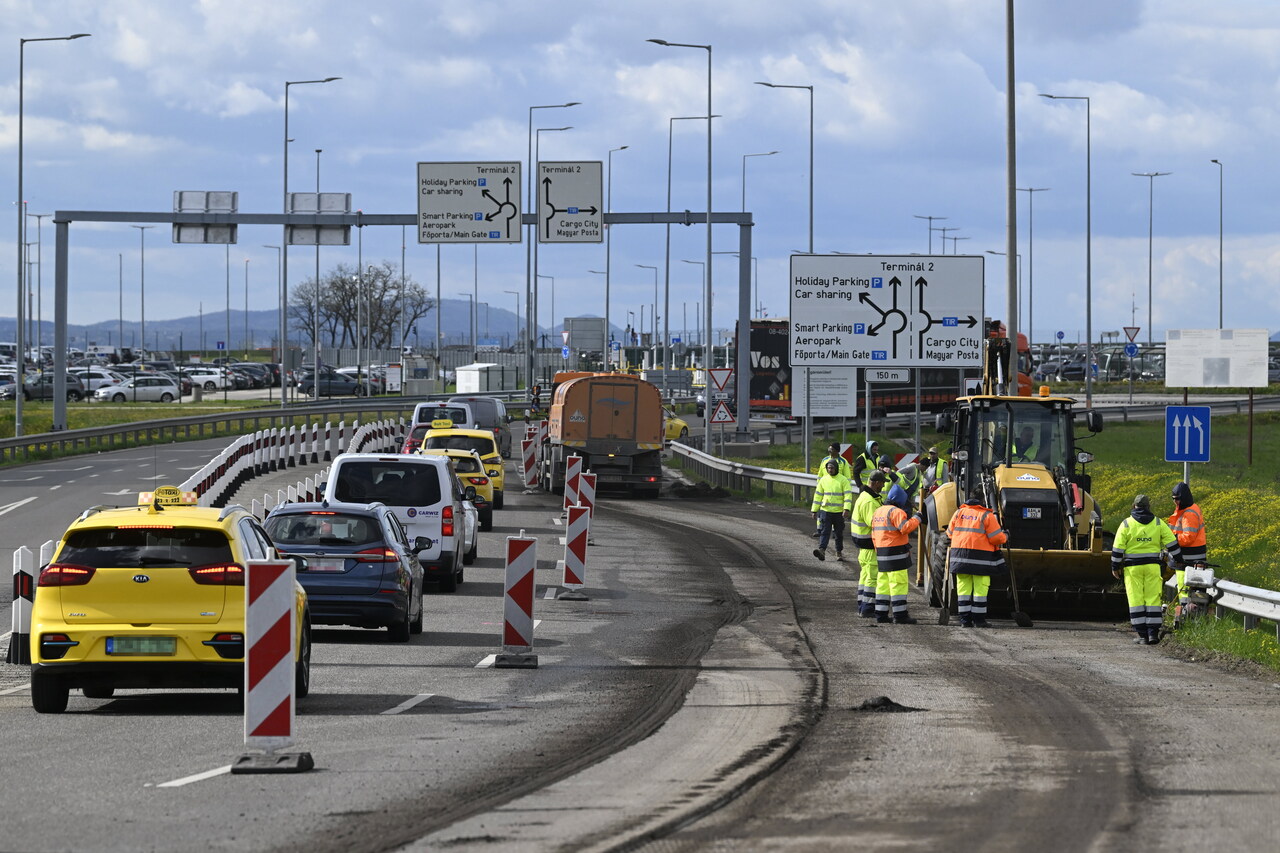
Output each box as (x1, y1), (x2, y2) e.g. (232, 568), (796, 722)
(0, 497), (38, 517)
(544, 587), (557, 599)
(552, 517), (563, 526)
(104, 489), (133, 496)
(557, 536), (566, 545)
(154, 765), (233, 788)
(475, 654), (496, 668)
(49, 485), (61, 491)
(1, 630), (10, 641)
(381, 693), (434, 715)
(0, 478), (41, 483)
(0, 683), (29, 696)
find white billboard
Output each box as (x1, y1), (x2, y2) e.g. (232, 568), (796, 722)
(1165, 328), (1267, 388)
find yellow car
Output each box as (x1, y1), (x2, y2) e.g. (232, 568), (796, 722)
(29, 486), (311, 714)
(419, 447), (496, 530)
(421, 425), (506, 509)
(664, 407), (690, 442)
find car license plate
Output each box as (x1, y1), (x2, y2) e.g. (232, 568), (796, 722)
(1022, 507), (1042, 520)
(106, 636), (176, 656)
(307, 558), (346, 573)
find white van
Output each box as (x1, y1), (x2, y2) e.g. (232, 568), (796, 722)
(323, 453), (476, 592)
(411, 400), (476, 430)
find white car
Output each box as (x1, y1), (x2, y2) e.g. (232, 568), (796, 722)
(183, 366), (232, 391)
(94, 374), (180, 403)
(70, 367), (126, 392)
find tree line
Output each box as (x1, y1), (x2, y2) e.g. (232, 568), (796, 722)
(288, 261), (434, 349)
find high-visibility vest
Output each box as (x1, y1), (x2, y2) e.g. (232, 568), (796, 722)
(851, 490), (883, 549)
(1167, 503), (1207, 563)
(817, 454), (852, 480)
(871, 504), (920, 572)
(1111, 516), (1180, 570)
(923, 459), (947, 489)
(810, 473), (853, 514)
(897, 465), (921, 498)
(948, 503), (1008, 576)
(854, 451), (878, 487)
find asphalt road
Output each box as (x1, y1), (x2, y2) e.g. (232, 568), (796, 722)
(0, 433), (1278, 851)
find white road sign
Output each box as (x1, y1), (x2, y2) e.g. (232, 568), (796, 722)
(537, 161), (602, 243)
(865, 367), (910, 383)
(417, 161), (522, 244)
(1165, 328), (1268, 388)
(789, 367), (857, 417)
(789, 254), (984, 368)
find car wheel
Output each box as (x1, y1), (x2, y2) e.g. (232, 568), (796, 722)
(409, 586), (424, 634)
(31, 674), (68, 714)
(679, 427), (689, 439)
(438, 561), (459, 593)
(480, 508), (493, 531)
(67, 390), (82, 402)
(203, 381), (216, 391)
(463, 535), (477, 565)
(494, 489), (504, 510)
(294, 619), (312, 698)
(112, 393), (126, 403)
(160, 392), (174, 402)
(21, 390), (31, 402)
(388, 601), (412, 642)
(82, 685), (114, 700)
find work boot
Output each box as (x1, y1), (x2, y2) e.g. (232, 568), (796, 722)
(859, 606), (876, 618)
(958, 617), (975, 628)
(812, 548), (826, 561)
(1146, 628), (1162, 645)
(811, 529), (821, 538)
(875, 613), (891, 624)
(836, 552), (846, 562)
(973, 618), (991, 628)
(893, 613), (918, 625)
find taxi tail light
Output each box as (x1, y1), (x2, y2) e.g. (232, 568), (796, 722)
(203, 632), (244, 659)
(442, 505), (454, 538)
(472, 476), (490, 486)
(39, 633), (78, 660)
(38, 563), (96, 587)
(188, 562), (246, 585)
(356, 546), (399, 562)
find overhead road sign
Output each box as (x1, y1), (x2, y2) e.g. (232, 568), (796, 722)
(789, 254), (984, 368)
(537, 161), (602, 243)
(1165, 328), (1268, 388)
(1165, 406), (1210, 463)
(417, 161), (522, 244)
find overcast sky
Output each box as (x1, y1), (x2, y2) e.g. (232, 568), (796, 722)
(6, 0), (1280, 346)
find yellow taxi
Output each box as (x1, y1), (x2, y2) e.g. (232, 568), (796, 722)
(663, 407), (690, 442)
(419, 447), (496, 530)
(29, 486), (311, 714)
(420, 421), (506, 509)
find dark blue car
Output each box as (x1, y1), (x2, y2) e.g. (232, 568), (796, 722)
(264, 502), (425, 642)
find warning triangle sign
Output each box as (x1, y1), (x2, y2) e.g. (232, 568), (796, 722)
(709, 401), (735, 424)
(708, 368), (734, 391)
(1123, 326), (1140, 342)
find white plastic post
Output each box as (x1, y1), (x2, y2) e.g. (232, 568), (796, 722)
(6, 546), (34, 664)
(521, 438), (539, 488)
(558, 505), (590, 601)
(563, 455), (583, 512)
(495, 531), (538, 668)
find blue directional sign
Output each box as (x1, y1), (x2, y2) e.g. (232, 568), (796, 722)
(672, 336), (681, 344)
(1056, 330), (1065, 341)
(216, 341), (225, 351)
(561, 345), (570, 360)
(1165, 406), (1211, 463)
(1124, 343), (1139, 357)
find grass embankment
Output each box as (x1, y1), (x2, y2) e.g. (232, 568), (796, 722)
(0, 400), (256, 438)
(675, 410), (1280, 672)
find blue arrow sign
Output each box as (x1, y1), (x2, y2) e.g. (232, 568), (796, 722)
(1124, 342), (1138, 357)
(561, 345), (570, 359)
(1056, 330), (1065, 341)
(1165, 406), (1210, 463)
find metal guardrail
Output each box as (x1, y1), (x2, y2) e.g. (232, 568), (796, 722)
(1211, 579), (1280, 639)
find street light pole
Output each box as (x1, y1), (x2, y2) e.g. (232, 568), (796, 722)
(1132, 170), (1172, 347)
(314, 148), (322, 377)
(503, 289), (520, 353)
(913, 214), (947, 254)
(666, 115), (716, 388)
(740, 151), (777, 213)
(636, 264), (658, 373)
(650, 37), (713, 450)
(130, 225), (154, 360)
(17, 32), (89, 436)
(1211, 159), (1223, 328)
(605, 145), (629, 369)
(26, 212), (47, 353)
(282, 76), (340, 408)
(262, 245), (280, 401)
(1040, 93), (1092, 406)
(1017, 187), (1050, 357)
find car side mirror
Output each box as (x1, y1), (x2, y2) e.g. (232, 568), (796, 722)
(935, 411), (953, 433)
(412, 536), (430, 555)
(463, 485), (477, 501)
(1085, 410), (1103, 434)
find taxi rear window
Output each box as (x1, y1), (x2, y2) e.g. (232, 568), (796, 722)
(423, 435), (495, 457)
(332, 461), (443, 506)
(452, 456), (481, 473)
(59, 527), (233, 568)
(264, 512), (381, 547)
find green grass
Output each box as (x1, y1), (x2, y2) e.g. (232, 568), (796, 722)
(1173, 610), (1280, 674)
(0, 399), (264, 438)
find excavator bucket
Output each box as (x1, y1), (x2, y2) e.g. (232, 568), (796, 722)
(985, 548), (1128, 620)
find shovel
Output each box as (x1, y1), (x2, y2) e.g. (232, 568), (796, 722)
(937, 549), (953, 625)
(1006, 550), (1034, 628)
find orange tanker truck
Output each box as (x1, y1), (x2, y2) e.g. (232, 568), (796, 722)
(542, 373), (665, 498)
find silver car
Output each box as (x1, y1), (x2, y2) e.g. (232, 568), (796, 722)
(94, 374), (179, 403)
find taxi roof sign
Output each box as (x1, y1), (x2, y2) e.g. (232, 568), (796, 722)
(139, 486), (199, 507)
(431, 418), (455, 429)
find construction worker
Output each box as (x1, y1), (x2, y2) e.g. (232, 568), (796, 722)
(851, 440), (880, 490)
(1011, 425), (1041, 464)
(1111, 493), (1182, 645)
(1168, 481), (1207, 612)
(851, 470), (887, 616)
(922, 446), (948, 494)
(947, 497), (1009, 627)
(813, 442), (853, 537)
(877, 454), (901, 490)
(871, 484), (923, 624)
(810, 459), (854, 562)
(896, 456), (922, 506)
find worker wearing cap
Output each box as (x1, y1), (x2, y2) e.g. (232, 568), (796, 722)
(922, 446), (948, 494)
(810, 459), (853, 562)
(1112, 493), (1182, 645)
(947, 498), (1008, 627)
(1167, 481), (1207, 611)
(871, 484), (924, 624)
(851, 469), (887, 615)
(813, 442), (853, 537)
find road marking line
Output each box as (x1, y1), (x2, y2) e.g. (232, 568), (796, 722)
(0, 496), (38, 517)
(381, 693), (434, 715)
(552, 517), (563, 526)
(544, 587), (557, 599)
(1, 630), (10, 641)
(49, 485), (61, 491)
(155, 765), (233, 788)
(0, 683), (29, 695)
(475, 654), (496, 668)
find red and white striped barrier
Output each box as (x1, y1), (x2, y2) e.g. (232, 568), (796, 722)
(495, 532), (538, 668)
(5, 546), (34, 665)
(234, 559), (312, 773)
(563, 455), (583, 511)
(521, 438), (539, 488)
(558, 505), (590, 601)
(578, 472), (597, 519)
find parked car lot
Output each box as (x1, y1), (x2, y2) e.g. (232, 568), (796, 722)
(93, 374), (180, 403)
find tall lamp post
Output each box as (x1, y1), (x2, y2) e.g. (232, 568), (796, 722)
(605, 145), (629, 369)
(16, 32), (89, 436)
(533, 125), (572, 378)
(665, 115), (717, 389)
(458, 292), (475, 362)
(262, 245), (280, 401)
(740, 151), (778, 213)
(937, 226), (961, 252)
(26, 212), (47, 353)
(536, 274), (555, 346)
(130, 225), (154, 358)
(681, 259), (706, 355)
(650, 37), (713, 450)
(282, 76), (340, 409)
(526, 101), (580, 386)
(913, 214), (947, 254)
(1017, 187), (1050, 357)
(503, 289), (520, 352)
(1131, 170), (1172, 347)
(313, 148), (322, 376)
(1211, 159), (1223, 328)
(635, 264), (658, 371)
(1039, 93), (1092, 406)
